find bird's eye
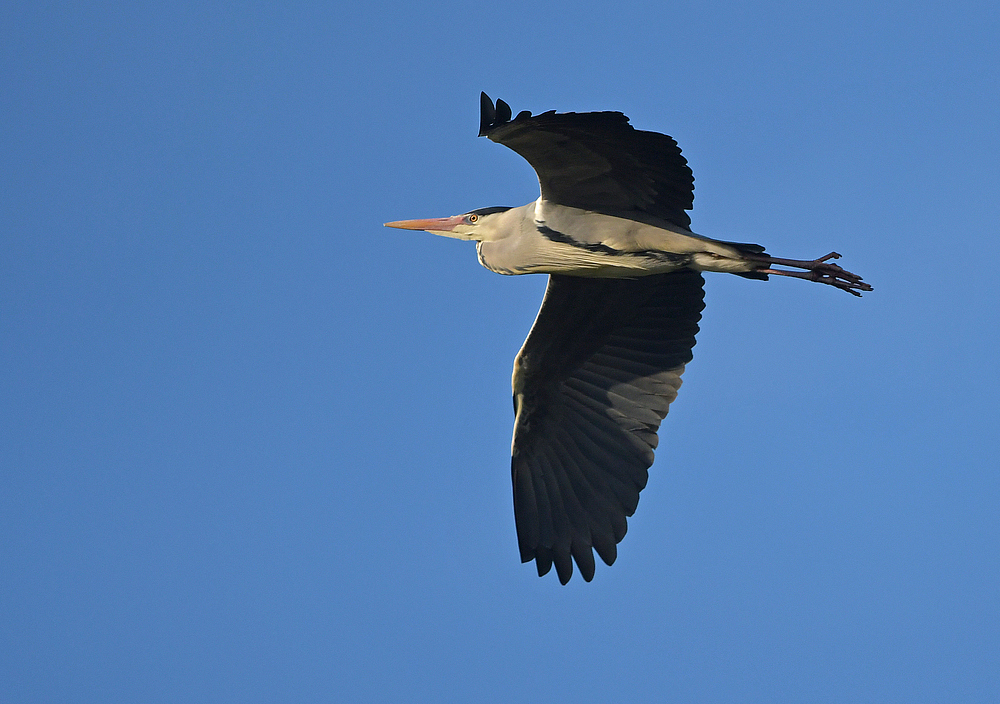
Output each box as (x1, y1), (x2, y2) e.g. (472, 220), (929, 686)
(468, 213), (479, 223)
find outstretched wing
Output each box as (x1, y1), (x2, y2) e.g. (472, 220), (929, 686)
(510, 270), (705, 583)
(479, 92), (695, 229)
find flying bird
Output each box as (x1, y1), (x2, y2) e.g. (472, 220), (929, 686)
(386, 93), (871, 584)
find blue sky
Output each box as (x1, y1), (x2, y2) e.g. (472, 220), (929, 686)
(3, 1), (999, 702)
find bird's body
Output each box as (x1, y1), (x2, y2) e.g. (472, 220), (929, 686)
(386, 93), (870, 584)
(474, 200), (762, 277)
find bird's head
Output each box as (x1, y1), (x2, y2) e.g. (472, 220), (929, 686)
(384, 206), (512, 241)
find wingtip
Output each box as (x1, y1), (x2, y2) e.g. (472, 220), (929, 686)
(495, 98), (512, 125)
(478, 91), (495, 137)
(479, 92), (517, 137)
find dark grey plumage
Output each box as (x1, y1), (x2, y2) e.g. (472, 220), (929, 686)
(511, 271), (704, 583)
(480, 92), (695, 229)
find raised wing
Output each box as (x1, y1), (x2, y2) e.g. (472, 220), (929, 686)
(510, 270), (705, 583)
(479, 92), (695, 229)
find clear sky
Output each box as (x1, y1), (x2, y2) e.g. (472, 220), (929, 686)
(3, 1), (999, 702)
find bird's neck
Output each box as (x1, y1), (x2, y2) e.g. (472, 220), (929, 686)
(475, 203), (540, 275)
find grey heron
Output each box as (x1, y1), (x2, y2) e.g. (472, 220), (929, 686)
(386, 93), (871, 584)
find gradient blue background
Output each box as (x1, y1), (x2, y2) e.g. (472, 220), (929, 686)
(3, 2), (998, 702)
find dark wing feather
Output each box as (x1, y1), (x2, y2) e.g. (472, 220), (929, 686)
(510, 271), (705, 583)
(479, 92), (695, 229)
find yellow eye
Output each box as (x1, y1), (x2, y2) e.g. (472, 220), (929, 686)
(468, 213), (479, 223)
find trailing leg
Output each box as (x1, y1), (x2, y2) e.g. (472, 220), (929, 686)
(746, 251), (872, 297)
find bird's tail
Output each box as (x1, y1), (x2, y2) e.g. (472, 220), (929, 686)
(720, 239), (766, 255)
(718, 240), (769, 280)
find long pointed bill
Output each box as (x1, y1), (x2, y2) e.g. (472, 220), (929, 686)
(384, 215), (464, 232)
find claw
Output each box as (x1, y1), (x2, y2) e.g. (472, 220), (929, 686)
(748, 252), (872, 296)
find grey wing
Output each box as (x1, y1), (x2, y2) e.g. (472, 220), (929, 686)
(510, 270), (705, 583)
(479, 92), (695, 229)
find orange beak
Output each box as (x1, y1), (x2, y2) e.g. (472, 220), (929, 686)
(384, 215), (464, 232)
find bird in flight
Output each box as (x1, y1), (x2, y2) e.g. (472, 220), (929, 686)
(386, 93), (871, 584)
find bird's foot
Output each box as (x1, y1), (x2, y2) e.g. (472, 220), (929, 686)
(752, 252), (873, 297)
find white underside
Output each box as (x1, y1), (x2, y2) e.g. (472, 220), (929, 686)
(475, 200), (759, 277)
